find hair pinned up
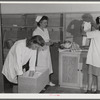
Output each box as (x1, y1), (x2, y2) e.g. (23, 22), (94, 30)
(26, 35), (45, 48)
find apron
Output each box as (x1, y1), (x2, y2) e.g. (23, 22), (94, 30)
(33, 27), (53, 74)
(37, 46), (53, 74)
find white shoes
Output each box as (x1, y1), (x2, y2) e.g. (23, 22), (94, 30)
(42, 82), (55, 91)
(49, 82), (56, 86)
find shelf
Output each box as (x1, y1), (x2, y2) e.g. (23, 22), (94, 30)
(2, 26), (34, 28)
(2, 26), (63, 29)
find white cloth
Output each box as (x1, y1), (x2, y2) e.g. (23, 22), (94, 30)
(82, 21), (91, 46)
(83, 21), (91, 32)
(82, 36), (90, 46)
(86, 30), (100, 68)
(2, 39), (37, 83)
(32, 27), (53, 74)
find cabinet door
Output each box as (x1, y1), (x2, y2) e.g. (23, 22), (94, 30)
(79, 52), (88, 89)
(59, 52), (81, 89)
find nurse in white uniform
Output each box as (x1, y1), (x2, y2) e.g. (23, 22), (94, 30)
(82, 17), (100, 93)
(32, 15), (55, 86)
(2, 35), (45, 84)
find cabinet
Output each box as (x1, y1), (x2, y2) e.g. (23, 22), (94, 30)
(59, 50), (87, 89)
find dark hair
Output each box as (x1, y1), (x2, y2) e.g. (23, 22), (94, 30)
(82, 13), (94, 23)
(37, 16), (48, 26)
(26, 35), (45, 48)
(96, 16), (100, 25)
(82, 13), (98, 30)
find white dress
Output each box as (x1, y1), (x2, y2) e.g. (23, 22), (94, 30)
(86, 30), (100, 68)
(32, 27), (53, 74)
(2, 39), (37, 83)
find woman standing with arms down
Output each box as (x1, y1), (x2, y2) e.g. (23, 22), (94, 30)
(32, 15), (55, 86)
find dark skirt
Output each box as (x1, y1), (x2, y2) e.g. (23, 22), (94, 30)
(88, 65), (100, 76)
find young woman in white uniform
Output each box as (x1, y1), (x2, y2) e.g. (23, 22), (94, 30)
(2, 35), (45, 84)
(32, 16), (55, 86)
(82, 17), (100, 93)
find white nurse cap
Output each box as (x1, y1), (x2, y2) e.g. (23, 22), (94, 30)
(35, 16), (43, 22)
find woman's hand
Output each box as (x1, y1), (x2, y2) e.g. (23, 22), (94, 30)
(29, 71), (35, 77)
(45, 41), (53, 46)
(45, 42), (51, 46)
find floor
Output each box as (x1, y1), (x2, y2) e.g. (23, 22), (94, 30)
(4, 84), (86, 94)
(3, 73), (84, 93)
(3, 76), (99, 94)
(41, 85), (83, 93)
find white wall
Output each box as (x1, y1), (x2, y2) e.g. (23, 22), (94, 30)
(1, 3), (100, 14)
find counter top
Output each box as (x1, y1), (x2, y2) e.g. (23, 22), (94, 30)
(59, 49), (88, 53)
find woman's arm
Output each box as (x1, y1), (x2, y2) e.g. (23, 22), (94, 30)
(86, 30), (100, 39)
(28, 50), (37, 77)
(29, 50), (37, 71)
(15, 45), (23, 75)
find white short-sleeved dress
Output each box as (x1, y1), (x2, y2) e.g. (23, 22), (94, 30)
(86, 30), (100, 68)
